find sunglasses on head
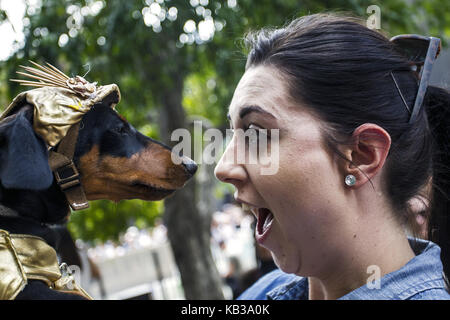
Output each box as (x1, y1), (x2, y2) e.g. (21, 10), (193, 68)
(390, 34), (441, 124)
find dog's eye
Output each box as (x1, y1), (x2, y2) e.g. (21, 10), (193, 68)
(115, 126), (127, 135)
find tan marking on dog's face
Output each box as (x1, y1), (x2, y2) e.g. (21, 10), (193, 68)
(78, 144), (191, 202)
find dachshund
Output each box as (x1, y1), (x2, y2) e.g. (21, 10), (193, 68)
(0, 102), (197, 299)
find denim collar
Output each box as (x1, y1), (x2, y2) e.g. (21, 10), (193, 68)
(267, 238), (447, 300)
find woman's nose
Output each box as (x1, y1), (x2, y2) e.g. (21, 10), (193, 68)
(214, 143), (247, 187)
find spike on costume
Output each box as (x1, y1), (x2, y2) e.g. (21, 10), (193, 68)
(0, 61), (121, 300)
(3, 61), (120, 147)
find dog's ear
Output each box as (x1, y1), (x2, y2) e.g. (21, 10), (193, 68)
(0, 106), (53, 190)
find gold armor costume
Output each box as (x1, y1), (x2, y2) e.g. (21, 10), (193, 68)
(0, 229), (92, 300)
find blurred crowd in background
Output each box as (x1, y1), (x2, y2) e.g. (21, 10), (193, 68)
(62, 201), (277, 300)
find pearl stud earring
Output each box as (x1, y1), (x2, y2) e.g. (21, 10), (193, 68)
(345, 174), (356, 186)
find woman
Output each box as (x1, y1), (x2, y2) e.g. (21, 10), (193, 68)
(214, 13), (450, 300)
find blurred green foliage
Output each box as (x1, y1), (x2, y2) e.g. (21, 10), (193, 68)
(1, 0), (448, 243)
(68, 199), (163, 244)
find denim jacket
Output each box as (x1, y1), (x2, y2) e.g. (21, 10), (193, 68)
(238, 238), (450, 300)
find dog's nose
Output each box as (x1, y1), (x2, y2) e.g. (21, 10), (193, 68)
(181, 156), (198, 176)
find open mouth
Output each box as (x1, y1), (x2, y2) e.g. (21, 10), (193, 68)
(130, 181), (176, 200)
(241, 203), (274, 243)
(256, 208), (274, 243)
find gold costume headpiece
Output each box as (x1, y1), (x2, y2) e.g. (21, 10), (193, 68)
(0, 61), (121, 147)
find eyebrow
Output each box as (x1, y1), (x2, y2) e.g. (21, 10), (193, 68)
(227, 105), (277, 121)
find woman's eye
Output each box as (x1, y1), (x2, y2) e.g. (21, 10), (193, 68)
(245, 124), (260, 132)
(246, 124), (268, 139)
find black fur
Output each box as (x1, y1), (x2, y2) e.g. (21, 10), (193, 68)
(16, 280), (87, 300)
(0, 106), (53, 190)
(75, 103), (171, 160)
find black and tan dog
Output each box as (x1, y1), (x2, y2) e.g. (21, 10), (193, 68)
(0, 91), (196, 299)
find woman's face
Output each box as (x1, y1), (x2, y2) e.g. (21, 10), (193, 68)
(215, 65), (351, 276)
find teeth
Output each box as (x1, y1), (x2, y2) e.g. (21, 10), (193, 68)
(241, 203), (259, 215)
(263, 211), (274, 231)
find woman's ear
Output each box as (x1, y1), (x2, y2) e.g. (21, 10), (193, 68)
(341, 123), (391, 188)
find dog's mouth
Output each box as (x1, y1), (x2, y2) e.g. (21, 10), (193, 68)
(130, 181), (176, 200)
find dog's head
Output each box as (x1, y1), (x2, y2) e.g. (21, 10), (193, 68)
(0, 103), (196, 209)
(74, 103), (197, 201)
(1, 62), (196, 224)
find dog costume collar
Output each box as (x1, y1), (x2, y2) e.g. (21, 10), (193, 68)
(0, 229), (92, 300)
(0, 61), (121, 211)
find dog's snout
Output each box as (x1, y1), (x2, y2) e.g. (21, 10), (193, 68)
(181, 156), (198, 176)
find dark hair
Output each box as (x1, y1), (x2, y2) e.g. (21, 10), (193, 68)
(244, 13), (450, 286)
